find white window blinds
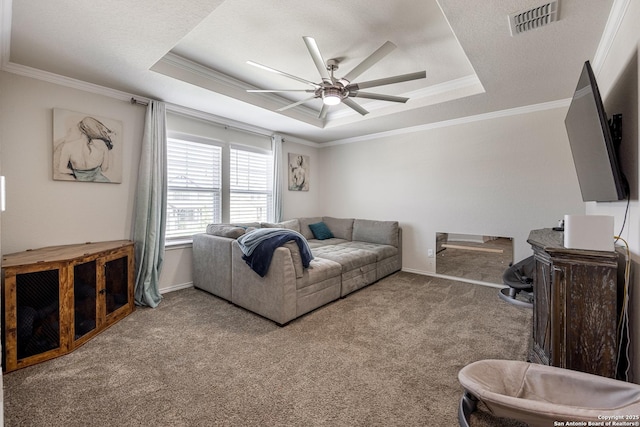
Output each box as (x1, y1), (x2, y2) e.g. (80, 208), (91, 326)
(166, 138), (222, 240)
(230, 147), (273, 223)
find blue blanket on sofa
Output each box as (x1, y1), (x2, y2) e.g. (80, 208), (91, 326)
(237, 228), (313, 277)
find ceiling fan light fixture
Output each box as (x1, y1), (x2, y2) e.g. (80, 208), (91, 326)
(248, 36), (427, 118)
(322, 88), (342, 106)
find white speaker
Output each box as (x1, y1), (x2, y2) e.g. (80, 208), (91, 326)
(563, 215), (614, 251)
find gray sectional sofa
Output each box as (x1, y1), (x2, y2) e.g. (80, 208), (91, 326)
(192, 217), (402, 325)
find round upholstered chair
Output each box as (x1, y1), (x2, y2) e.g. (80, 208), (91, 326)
(458, 359), (640, 427)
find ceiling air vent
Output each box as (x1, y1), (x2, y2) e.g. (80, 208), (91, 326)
(509, 1), (559, 36)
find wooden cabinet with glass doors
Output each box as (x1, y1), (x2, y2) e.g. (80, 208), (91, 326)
(1, 240), (135, 372)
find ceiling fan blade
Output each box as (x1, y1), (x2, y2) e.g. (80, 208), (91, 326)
(348, 71), (426, 90)
(247, 89), (315, 93)
(342, 41), (396, 83)
(302, 36), (332, 84)
(247, 60), (319, 88)
(342, 98), (369, 116)
(351, 91), (409, 103)
(319, 104), (329, 120)
(276, 96), (318, 112)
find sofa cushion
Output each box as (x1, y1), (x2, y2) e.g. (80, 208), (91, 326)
(308, 222), (334, 240)
(261, 219), (301, 233)
(353, 219), (399, 247)
(296, 257), (342, 290)
(206, 224), (246, 239)
(338, 241), (398, 262)
(322, 217), (354, 240)
(307, 238), (349, 249)
(299, 217), (323, 240)
(312, 245), (377, 272)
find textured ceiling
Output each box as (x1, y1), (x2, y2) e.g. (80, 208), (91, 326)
(4, 0), (614, 143)
(170, 0), (474, 97)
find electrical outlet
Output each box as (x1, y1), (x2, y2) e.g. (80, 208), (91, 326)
(428, 249), (434, 258)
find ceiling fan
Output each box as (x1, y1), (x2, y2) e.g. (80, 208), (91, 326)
(246, 36), (426, 119)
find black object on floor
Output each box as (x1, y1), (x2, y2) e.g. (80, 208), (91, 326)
(498, 256), (534, 308)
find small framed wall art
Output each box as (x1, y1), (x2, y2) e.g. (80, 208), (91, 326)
(52, 108), (123, 183)
(288, 153), (309, 191)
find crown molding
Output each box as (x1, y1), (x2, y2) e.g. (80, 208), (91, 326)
(154, 53), (322, 122)
(405, 74), (483, 100)
(0, 57), (321, 146)
(0, 0), (11, 68)
(324, 98), (571, 147)
(1, 0), (140, 105)
(279, 134), (323, 148)
(592, 0), (630, 75)
(159, 52), (247, 91)
(2, 61), (143, 103)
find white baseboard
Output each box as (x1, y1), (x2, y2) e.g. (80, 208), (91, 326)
(161, 272), (505, 295)
(159, 281), (194, 294)
(401, 268), (505, 289)
(402, 267), (431, 275)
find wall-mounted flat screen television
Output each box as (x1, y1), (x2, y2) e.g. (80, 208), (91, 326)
(564, 60), (627, 202)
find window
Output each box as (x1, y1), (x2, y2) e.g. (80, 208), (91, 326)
(165, 134), (274, 243)
(230, 147), (273, 223)
(166, 138), (222, 240)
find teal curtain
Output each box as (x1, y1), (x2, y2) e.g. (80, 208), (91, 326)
(272, 134), (284, 222)
(133, 100), (167, 308)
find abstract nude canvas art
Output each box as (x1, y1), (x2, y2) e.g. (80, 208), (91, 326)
(288, 153), (309, 191)
(53, 108), (123, 183)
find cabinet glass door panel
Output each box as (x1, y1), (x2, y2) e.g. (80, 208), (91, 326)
(105, 256), (128, 316)
(16, 269), (60, 359)
(74, 261), (97, 339)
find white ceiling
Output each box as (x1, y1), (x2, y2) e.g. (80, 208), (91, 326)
(3, 0), (614, 143)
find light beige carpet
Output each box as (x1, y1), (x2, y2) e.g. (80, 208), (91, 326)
(3, 272), (531, 426)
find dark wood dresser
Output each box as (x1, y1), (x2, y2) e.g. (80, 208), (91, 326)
(527, 228), (623, 378)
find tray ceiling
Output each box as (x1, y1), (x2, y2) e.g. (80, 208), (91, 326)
(4, 0), (614, 143)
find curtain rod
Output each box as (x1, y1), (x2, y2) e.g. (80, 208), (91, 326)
(167, 104), (273, 139)
(130, 97), (149, 106)
(129, 97), (276, 140)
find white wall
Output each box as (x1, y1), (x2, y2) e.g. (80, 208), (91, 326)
(0, 72), (143, 254)
(318, 107), (586, 275)
(281, 139), (322, 219)
(159, 244), (194, 292)
(167, 112), (272, 151)
(586, 0), (640, 381)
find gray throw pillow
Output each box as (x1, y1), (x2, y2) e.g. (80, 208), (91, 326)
(205, 224), (246, 239)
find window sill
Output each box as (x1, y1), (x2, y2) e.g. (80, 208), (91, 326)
(164, 239), (193, 250)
